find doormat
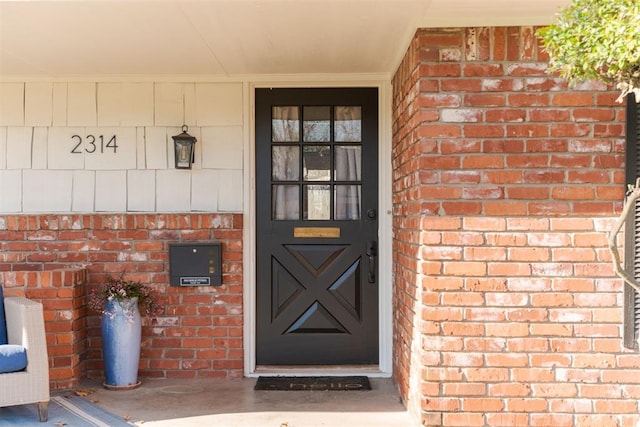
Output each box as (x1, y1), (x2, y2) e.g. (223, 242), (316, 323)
(254, 376), (371, 391)
(0, 393), (134, 426)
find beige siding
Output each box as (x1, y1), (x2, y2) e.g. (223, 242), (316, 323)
(0, 81), (245, 213)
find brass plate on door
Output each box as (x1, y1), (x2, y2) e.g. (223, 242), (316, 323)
(294, 227), (341, 238)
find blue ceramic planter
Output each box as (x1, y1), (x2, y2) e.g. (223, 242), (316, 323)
(101, 298), (142, 390)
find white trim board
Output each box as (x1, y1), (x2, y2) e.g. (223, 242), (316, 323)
(243, 79), (393, 377)
(0, 73), (391, 84)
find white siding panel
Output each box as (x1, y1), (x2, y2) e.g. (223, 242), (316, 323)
(0, 83), (24, 126)
(201, 126), (243, 169)
(184, 84), (196, 127)
(183, 126), (202, 170)
(195, 83), (243, 126)
(136, 127), (146, 169)
(95, 170), (127, 211)
(97, 83), (122, 126)
(121, 83), (154, 126)
(166, 126), (181, 169)
(127, 170), (155, 211)
(156, 170), (190, 212)
(6, 127), (32, 169)
(0, 128), (6, 169)
(155, 83), (184, 126)
(191, 170), (218, 211)
(84, 127), (137, 170)
(217, 169), (243, 212)
(48, 127), (85, 169)
(0, 170), (22, 212)
(25, 83), (53, 126)
(32, 127), (48, 169)
(145, 127), (168, 169)
(23, 170), (73, 212)
(0, 78), (250, 214)
(72, 170), (95, 212)
(67, 83), (97, 126)
(52, 83), (68, 126)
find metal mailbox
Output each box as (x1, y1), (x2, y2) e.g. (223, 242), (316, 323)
(169, 242), (222, 286)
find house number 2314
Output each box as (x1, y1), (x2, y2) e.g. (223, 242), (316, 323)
(70, 135), (118, 154)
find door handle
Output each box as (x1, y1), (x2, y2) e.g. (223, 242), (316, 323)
(366, 241), (377, 283)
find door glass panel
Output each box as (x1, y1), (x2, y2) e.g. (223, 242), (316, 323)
(270, 104), (365, 222)
(335, 106), (361, 142)
(272, 185), (299, 220)
(304, 184), (331, 220)
(335, 185), (361, 220)
(303, 106), (330, 142)
(272, 106), (300, 142)
(272, 146), (299, 181)
(334, 145), (361, 181)
(303, 146), (331, 181)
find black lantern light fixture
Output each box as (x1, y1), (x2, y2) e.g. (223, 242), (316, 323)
(172, 125), (197, 169)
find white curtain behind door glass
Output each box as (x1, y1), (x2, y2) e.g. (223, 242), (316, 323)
(271, 106), (363, 221)
(272, 107), (300, 219)
(335, 106), (361, 142)
(272, 147), (300, 219)
(272, 106), (300, 220)
(335, 146), (361, 181)
(272, 146), (299, 181)
(334, 106), (362, 220)
(272, 106), (299, 142)
(335, 146), (361, 220)
(273, 185), (299, 220)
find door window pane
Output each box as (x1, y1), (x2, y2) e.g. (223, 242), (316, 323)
(272, 185), (299, 220)
(335, 185), (361, 220)
(335, 106), (361, 142)
(303, 106), (330, 142)
(272, 106), (299, 142)
(272, 146), (299, 181)
(304, 185), (331, 220)
(303, 146), (331, 181)
(334, 145), (361, 181)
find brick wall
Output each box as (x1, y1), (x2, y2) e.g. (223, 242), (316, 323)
(392, 27), (636, 426)
(0, 213), (243, 388)
(1, 268), (87, 390)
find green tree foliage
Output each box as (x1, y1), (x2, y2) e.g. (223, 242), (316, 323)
(537, 0), (640, 102)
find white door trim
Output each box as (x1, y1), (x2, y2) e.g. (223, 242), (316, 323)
(243, 78), (393, 377)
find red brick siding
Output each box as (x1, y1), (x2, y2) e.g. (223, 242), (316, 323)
(393, 27), (624, 219)
(392, 27), (634, 426)
(1, 269), (87, 390)
(0, 213), (243, 389)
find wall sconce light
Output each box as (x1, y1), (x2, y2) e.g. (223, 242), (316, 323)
(172, 125), (197, 169)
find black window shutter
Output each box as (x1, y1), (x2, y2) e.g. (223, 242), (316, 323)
(624, 96), (640, 349)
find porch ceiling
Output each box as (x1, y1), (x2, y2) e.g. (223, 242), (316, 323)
(0, 0), (569, 78)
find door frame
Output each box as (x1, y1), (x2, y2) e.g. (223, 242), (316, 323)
(243, 78), (393, 377)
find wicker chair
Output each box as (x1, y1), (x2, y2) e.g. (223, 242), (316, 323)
(0, 297), (50, 421)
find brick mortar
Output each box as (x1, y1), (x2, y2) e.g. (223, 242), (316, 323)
(392, 27), (635, 427)
(0, 213), (244, 389)
(412, 216), (637, 426)
(0, 268), (87, 390)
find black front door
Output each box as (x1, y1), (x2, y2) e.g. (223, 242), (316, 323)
(256, 88), (379, 365)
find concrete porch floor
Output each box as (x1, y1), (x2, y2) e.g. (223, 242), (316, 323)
(80, 377), (412, 427)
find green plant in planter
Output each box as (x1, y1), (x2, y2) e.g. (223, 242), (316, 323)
(537, 0), (640, 102)
(88, 275), (162, 320)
